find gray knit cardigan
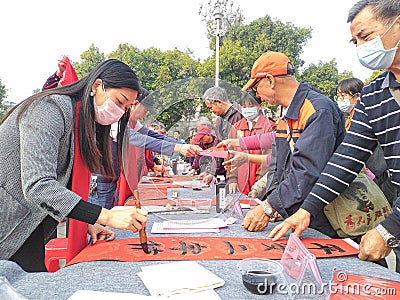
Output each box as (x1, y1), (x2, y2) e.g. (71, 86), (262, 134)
(0, 95), (82, 259)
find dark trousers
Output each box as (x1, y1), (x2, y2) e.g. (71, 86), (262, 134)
(10, 216), (58, 272)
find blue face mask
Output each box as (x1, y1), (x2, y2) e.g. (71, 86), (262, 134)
(357, 18), (400, 70)
(241, 107), (259, 120)
(337, 98), (355, 113)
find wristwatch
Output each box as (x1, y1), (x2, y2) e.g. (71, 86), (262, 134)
(375, 224), (400, 248)
(253, 198), (275, 218)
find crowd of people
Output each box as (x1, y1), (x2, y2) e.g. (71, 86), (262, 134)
(0, 0), (399, 276)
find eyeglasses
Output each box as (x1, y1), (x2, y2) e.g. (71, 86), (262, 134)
(251, 78), (264, 92)
(334, 94), (354, 102)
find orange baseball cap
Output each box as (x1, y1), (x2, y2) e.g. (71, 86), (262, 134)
(242, 51), (293, 90)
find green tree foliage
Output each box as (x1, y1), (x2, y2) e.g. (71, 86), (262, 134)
(197, 38), (250, 85)
(199, 0), (244, 50)
(365, 69), (385, 84)
(108, 44), (201, 131)
(298, 59), (343, 100)
(114, 46), (199, 92)
(0, 78), (8, 121)
(73, 44), (106, 78)
(337, 70), (355, 83)
(229, 16), (312, 74)
(199, 0), (312, 89)
(74, 43), (201, 131)
(70, 1), (354, 130)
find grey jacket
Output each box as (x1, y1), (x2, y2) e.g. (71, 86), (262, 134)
(215, 102), (242, 141)
(0, 95), (82, 259)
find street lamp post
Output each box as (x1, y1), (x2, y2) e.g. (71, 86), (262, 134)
(213, 2), (224, 87)
(214, 0), (224, 86)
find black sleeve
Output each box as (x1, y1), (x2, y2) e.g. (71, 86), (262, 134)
(67, 200), (102, 225)
(42, 72), (62, 91)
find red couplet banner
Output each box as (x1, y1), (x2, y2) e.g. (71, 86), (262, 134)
(67, 237), (358, 266)
(329, 270), (400, 299)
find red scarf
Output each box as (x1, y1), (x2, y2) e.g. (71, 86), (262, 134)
(66, 101), (91, 262)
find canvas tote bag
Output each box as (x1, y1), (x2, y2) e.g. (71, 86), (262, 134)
(323, 169), (392, 238)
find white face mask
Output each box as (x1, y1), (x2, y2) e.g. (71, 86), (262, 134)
(356, 18), (400, 70)
(94, 85), (125, 125)
(241, 107), (259, 120)
(337, 98), (355, 113)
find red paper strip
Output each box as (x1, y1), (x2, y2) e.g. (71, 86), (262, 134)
(329, 270), (400, 299)
(67, 237), (358, 267)
(199, 150), (229, 158)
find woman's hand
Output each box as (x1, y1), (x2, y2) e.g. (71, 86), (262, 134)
(222, 150), (249, 172)
(228, 182), (239, 194)
(97, 207), (148, 233)
(87, 223), (115, 244)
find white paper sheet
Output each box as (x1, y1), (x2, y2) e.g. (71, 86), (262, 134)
(151, 222), (220, 234)
(137, 261), (225, 297)
(162, 218), (227, 229)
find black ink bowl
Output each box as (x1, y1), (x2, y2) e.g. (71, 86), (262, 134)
(237, 258), (283, 295)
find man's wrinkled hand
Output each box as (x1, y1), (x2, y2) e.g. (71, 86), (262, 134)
(268, 208), (311, 240)
(358, 228), (392, 261)
(179, 144), (202, 157)
(247, 190), (257, 198)
(242, 205), (270, 232)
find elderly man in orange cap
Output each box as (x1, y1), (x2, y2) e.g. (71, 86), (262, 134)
(237, 51), (346, 238)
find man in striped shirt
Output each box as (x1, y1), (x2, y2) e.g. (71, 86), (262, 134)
(270, 0), (400, 267)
